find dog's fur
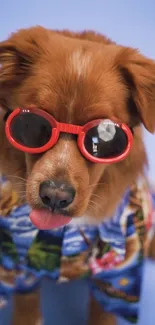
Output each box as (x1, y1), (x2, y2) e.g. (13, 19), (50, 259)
(0, 26), (155, 325)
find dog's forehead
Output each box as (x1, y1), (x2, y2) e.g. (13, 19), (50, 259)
(68, 49), (92, 79)
(32, 44), (128, 124)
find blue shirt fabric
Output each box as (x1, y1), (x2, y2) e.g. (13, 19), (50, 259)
(0, 175), (155, 323)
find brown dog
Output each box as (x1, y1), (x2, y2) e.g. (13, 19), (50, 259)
(0, 27), (155, 325)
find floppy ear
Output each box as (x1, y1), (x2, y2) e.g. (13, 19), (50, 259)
(117, 47), (155, 133)
(0, 26), (50, 109)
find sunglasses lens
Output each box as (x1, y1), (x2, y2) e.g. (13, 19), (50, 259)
(84, 120), (128, 160)
(10, 112), (52, 148)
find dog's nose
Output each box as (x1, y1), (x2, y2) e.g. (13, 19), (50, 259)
(39, 180), (76, 210)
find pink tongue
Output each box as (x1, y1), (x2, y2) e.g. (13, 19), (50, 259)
(29, 209), (72, 230)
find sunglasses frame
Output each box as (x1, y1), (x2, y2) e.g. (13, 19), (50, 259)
(5, 108), (133, 164)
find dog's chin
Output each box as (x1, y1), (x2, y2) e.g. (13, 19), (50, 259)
(29, 202), (92, 229)
(69, 215), (99, 226)
(29, 204), (98, 229)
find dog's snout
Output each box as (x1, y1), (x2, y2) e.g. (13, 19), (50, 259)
(39, 180), (76, 210)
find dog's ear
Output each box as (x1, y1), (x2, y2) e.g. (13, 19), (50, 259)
(117, 47), (155, 133)
(0, 26), (50, 108)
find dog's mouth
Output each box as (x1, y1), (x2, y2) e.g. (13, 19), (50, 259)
(29, 208), (72, 229)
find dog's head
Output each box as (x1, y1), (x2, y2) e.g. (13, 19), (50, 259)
(0, 26), (155, 228)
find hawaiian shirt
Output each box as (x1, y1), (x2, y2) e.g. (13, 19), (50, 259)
(0, 174), (155, 323)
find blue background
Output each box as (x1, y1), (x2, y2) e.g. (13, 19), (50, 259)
(0, 0), (155, 180)
(0, 1), (155, 324)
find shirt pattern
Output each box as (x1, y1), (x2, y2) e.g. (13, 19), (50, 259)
(0, 174), (155, 323)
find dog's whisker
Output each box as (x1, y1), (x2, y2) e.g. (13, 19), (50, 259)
(88, 182), (106, 189)
(13, 183), (26, 187)
(91, 193), (102, 200)
(88, 203), (97, 215)
(7, 175), (27, 183)
(16, 191), (27, 196)
(15, 191), (27, 195)
(89, 199), (103, 211)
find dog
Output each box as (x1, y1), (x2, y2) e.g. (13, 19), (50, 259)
(0, 26), (155, 325)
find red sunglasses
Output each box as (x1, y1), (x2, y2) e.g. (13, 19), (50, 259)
(5, 108), (133, 164)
